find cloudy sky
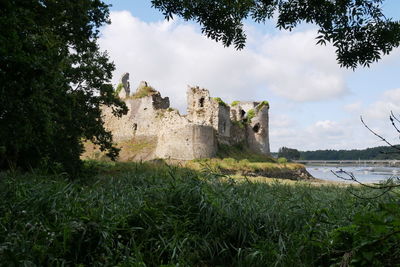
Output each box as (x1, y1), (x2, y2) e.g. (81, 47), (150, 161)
(100, 0), (400, 152)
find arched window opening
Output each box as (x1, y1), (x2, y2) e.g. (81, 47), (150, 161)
(221, 121), (226, 133)
(133, 123), (138, 131)
(240, 109), (246, 118)
(199, 97), (205, 107)
(252, 123), (260, 133)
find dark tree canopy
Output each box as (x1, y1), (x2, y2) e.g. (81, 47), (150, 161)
(151, 0), (400, 68)
(300, 145), (400, 160)
(0, 0), (127, 175)
(278, 147), (301, 160)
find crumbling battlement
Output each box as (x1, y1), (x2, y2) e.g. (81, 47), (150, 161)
(103, 73), (270, 160)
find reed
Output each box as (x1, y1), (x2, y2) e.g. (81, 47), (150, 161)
(0, 161), (396, 266)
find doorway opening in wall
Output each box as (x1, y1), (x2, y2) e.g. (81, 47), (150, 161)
(252, 123), (260, 133)
(199, 97), (205, 107)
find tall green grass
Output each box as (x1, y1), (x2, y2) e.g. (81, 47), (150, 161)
(0, 161), (397, 266)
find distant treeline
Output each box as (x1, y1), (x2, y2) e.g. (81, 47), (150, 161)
(300, 145), (400, 160)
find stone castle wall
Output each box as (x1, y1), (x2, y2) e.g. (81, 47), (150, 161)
(103, 75), (270, 161)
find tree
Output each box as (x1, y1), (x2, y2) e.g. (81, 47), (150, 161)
(278, 147), (300, 160)
(151, 0), (400, 68)
(0, 1), (127, 175)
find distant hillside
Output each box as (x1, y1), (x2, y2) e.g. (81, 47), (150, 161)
(300, 145), (400, 160)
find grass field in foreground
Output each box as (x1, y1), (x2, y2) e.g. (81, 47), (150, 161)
(0, 161), (399, 266)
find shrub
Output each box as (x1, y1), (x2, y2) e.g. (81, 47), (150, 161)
(231, 101), (240, 107)
(223, 157), (237, 165)
(132, 85), (157, 98)
(256, 101), (269, 111)
(246, 109), (256, 122)
(212, 97), (228, 107)
(232, 120), (245, 129)
(277, 157), (288, 164)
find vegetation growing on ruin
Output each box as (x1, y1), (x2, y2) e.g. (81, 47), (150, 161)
(246, 109), (256, 122)
(115, 83), (124, 96)
(1, 161), (399, 266)
(212, 97), (228, 107)
(231, 100), (240, 107)
(232, 120), (245, 129)
(217, 143), (273, 162)
(132, 85), (158, 98)
(256, 101), (269, 111)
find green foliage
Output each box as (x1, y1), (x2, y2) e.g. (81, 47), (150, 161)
(320, 202), (400, 266)
(114, 83), (124, 96)
(190, 144), (307, 179)
(246, 109), (256, 122)
(231, 100), (240, 107)
(256, 101), (269, 111)
(212, 97), (228, 107)
(0, 0), (127, 175)
(217, 143), (276, 162)
(278, 147), (301, 160)
(1, 161), (394, 266)
(277, 157), (288, 164)
(232, 120), (245, 129)
(187, 157), (305, 179)
(151, 0), (400, 68)
(300, 145), (400, 160)
(132, 85), (157, 98)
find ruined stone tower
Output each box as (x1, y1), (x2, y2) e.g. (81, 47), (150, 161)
(230, 101), (270, 154)
(103, 73), (270, 161)
(118, 72), (131, 98)
(186, 87), (232, 144)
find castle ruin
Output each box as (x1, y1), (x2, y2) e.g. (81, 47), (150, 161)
(103, 73), (270, 161)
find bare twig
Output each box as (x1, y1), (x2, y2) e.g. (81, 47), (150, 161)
(390, 115), (400, 134)
(360, 116), (400, 151)
(331, 170), (399, 200)
(390, 111), (400, 125)
(332, 170), (399, 190)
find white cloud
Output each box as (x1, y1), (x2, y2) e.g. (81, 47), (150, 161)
(309, 120), (345, 139)
(100, 11), (400, 152)
(344, 101), (362, 113)
(99, 11), (348, 110)
(269, 114), (294, 128)
(365, 88), (400, 119)
(257, 31), (348, 101)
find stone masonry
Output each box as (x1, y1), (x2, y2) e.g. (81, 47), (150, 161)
(103, 73), (270, 161)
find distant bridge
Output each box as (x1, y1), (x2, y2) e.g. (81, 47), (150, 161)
(295, 160), (400, 166)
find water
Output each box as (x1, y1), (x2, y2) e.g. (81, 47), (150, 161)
(306, 165), (400, 183)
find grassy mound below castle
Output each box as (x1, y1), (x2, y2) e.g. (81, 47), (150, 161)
(83, 141), (313, 181)
(185, 144), (315, 181)
(1, 161), (399, 266)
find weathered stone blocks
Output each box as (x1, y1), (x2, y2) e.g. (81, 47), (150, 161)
(103, 73), (270, 161)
